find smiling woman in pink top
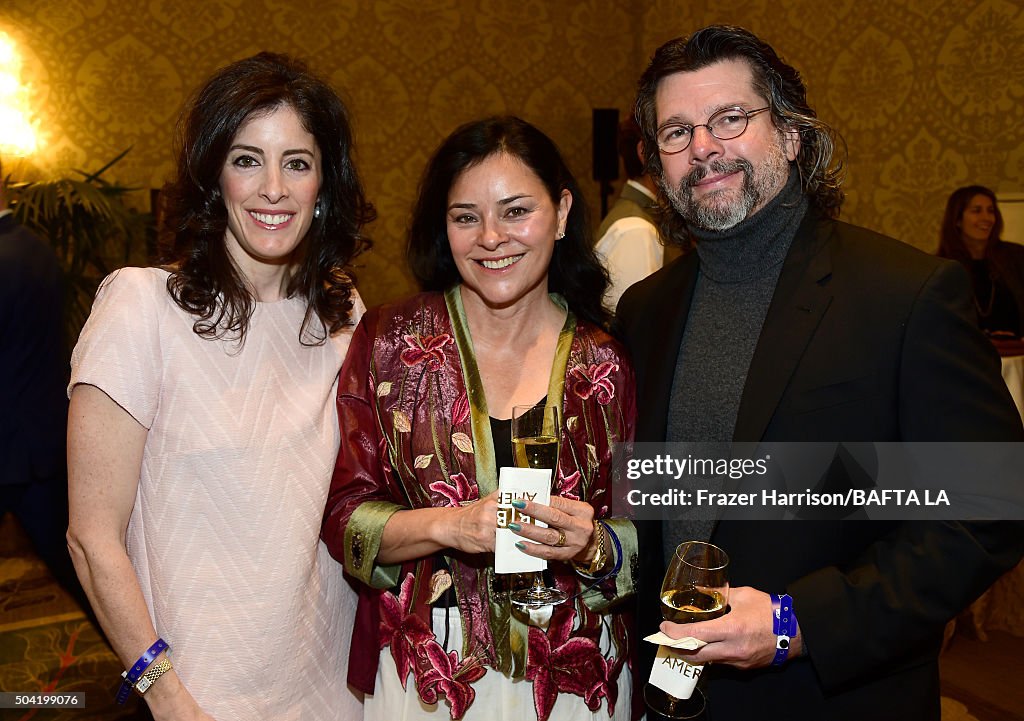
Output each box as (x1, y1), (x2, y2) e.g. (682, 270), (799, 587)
(66, 52), (373, 720)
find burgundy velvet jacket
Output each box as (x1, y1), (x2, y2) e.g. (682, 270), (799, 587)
(322, 289), (639, 720)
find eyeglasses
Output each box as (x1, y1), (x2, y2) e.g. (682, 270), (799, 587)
(655, 106), (771, 155)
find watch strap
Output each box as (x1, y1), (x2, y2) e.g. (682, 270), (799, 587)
(116, 638), (169, 704)
(573, 520), (608, 576)
(134, 657), (173, 695)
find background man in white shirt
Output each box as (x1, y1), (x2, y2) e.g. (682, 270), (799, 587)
(594, 117), (672, 311)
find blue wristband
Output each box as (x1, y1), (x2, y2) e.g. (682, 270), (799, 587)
(117, 638), (169, 704)
(771, 594), (796, 666)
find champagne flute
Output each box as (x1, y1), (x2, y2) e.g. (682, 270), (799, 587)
(509, 403), (568, 609)
(644, 541), (729, 719)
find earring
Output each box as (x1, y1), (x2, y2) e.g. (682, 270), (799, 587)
(314, 201), (322, 219)
(556, 231), (565, 240)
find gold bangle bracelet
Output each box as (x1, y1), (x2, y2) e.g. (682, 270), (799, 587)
(573, 521), (608, 576)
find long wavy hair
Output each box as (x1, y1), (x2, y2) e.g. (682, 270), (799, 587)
(407, 116), (610, 329)
(938, 185), (1004, 265)
(634, 25), (846, 247)
(158, 52), (374, 343)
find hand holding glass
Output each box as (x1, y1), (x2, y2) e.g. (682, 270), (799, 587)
(509, 403), (567, 609)
(644, 541), (729, 719)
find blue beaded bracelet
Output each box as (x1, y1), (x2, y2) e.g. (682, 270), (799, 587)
(771, 594), (796, 666)
(117, 638), (169, 704)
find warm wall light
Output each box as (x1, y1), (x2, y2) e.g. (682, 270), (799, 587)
(0, 31), (39, 157)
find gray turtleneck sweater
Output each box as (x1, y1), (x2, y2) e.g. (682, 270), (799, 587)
(663, 171), (807, 552)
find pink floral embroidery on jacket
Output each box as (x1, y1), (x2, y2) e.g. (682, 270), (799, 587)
(555, 469), (580, 500)
(379, 574), (434, 689)
(400, 333), (453, 371)
(569, 361), (619, 405)
(526, 608), (612, 721)
(416, 640), (487, 719)
(601, 640), (628, 716)
(428, 472), (479, 507)
(382, 573), (489, 719)
(451, 391), (470, 426)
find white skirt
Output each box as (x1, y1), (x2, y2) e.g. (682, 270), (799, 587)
(365, 607), (632, 721)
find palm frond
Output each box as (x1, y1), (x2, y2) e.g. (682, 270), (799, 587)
(6, 150), (152, 347)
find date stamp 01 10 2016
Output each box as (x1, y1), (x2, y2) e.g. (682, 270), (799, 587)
(0, 692), (86, 708)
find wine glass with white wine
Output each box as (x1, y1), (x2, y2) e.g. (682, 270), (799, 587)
(644, 541), (729, 719)
(509, 403), (568, 608)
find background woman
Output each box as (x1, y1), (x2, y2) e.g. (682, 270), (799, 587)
(322, 116), (638, 721)
(939, 185), (1024, 337)
(67, 53), (372, 719)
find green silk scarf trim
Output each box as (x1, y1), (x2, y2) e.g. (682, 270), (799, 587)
(444, 285), (576, 678)
(345, 500), (403, 588)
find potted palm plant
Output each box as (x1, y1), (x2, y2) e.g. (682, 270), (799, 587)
(3, 149), (152, 347)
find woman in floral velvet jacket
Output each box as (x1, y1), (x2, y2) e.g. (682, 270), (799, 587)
(322, 117), (638, 721)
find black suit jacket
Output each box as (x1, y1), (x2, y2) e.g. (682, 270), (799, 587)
(616, 213), (1024, 720)
(0, 213), (68, 486)
(990, 240), (1024, 333)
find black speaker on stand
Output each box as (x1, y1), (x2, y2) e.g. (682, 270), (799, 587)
(592, 108), (619, 219)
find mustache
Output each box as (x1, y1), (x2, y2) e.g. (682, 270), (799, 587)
(684, 158), (754, 188)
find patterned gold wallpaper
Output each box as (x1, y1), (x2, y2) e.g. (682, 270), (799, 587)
(639, 0), (1024, 247)
(2, 0), (1023, 308)
(0, 0), (640, 307)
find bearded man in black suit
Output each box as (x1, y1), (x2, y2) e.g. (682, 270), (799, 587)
(616, 25), (1024, 721)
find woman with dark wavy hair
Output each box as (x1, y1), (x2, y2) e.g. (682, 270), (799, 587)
(67, 52), (372, 720)
(323, 116), (638, 720)
(938, 185), (1024, 337)
(406, 117), (612, 330)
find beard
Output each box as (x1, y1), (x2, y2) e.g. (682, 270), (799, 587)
(662, 138), (790, 232)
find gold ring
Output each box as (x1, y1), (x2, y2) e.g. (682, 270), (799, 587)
(554, 528), (567, 547)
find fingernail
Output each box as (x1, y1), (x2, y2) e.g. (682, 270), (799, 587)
(508, 523), (521, 532)
(511, 500), (527, 509)
(515, 541), (526, 550)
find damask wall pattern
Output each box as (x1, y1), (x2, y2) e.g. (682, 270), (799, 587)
(640, 0), (1024, 249)
(1, 0), (641, 307)
(3, 0), (1023, 307)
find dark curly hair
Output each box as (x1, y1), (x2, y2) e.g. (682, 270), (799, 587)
(407, 116), (610, 329)
(635, 25), (845, 246)
(158, 51), (374, 343)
